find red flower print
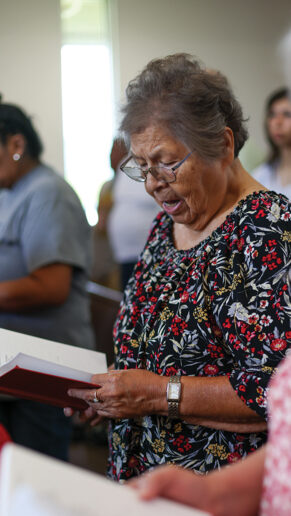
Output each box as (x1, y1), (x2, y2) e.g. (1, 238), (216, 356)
(180, 291), (189, 303)
(237, 237), (244, 251)
(165, 367), (178, 376)
(227, 452), (241, 463)
(204, 364), (219, 375)
(255, 209), (266, 218)
(270, 338), (287, 351)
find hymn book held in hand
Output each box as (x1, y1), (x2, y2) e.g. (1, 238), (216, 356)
(0, 328), (107, 410)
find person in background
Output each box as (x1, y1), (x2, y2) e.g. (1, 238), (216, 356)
(0, 102), (94, 460)
(252, 87), (291, 199)
(108, 140), (159, 290)
(91, 138), (127, 290)
(66, 54), (290, 481)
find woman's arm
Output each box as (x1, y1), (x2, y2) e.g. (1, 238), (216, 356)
(67, 369), (266, 432)
(0, 263), (72, 310)
(131, 445), (266, 516)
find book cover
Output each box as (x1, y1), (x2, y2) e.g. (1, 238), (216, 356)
(0, 329), (107, 410)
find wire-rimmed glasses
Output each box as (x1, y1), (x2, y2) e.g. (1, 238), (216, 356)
(120, 152), (192, 183)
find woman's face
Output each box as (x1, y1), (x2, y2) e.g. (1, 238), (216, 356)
(267, 97), (291, 149)
(0, 135), (25, 188)
(130, 125), (231, 230)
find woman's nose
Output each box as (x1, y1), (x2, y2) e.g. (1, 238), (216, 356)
(145, 171), (168, 194)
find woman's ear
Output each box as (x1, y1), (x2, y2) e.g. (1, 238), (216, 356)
(223, 127), (235, 164)
(7, 133), (26, 160)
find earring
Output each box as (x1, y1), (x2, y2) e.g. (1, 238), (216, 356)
(13, 153), (21, 161)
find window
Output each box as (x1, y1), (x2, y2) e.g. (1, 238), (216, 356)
(61, 0), (115, 225)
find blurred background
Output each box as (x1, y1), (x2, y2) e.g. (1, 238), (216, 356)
(0, 0), (290, 225)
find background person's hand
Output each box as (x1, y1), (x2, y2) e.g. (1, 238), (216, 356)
(67, 369), (168, 420)
(130, 446), (265, 516)
(130, 465), (210, 510)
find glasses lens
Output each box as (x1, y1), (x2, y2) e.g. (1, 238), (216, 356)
(122, 166), (146, 182)
(151, 167), (176, 183)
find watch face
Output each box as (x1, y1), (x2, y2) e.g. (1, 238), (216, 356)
(167, 382), (181, 401)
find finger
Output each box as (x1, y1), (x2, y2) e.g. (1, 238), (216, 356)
(63, 407), (74, 417)
(90, 373), (109, 385)
(77, 406), (96, 422)
(128, 478), (139, 490)
(67, 388), (100, 403)
(90, 414), (105, 426)
(137, 467), (177, 500)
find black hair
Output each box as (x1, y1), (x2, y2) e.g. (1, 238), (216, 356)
(0, 103), (43, 159)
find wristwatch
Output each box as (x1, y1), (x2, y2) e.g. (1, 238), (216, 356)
(166, 375), (181, 419)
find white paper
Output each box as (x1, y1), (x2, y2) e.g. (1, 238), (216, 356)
(0, 444), (210, 516)
(0, 328), (107, 376)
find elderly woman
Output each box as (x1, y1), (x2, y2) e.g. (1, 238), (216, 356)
(67, 54), (291, 480)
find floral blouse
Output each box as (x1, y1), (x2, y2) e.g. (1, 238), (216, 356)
(108, 191), (291, 481)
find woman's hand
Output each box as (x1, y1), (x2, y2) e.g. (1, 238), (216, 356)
(67, 369), (168, 420)
(130, 446), (266, 516)
(63, 405), (104, 426)
(131, 465), (209, 509)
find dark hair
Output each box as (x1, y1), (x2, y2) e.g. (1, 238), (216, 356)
(120, 53), (248, 160)
(265, 87), (289, 164)
(0, 103), (43, 159)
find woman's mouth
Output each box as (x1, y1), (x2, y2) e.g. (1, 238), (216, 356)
(162, 199), (183, 214)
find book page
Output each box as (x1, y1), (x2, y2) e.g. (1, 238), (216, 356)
(0, 353), (93, 383)
(0, 444), (210, 516)
(0, 329), (106, 374)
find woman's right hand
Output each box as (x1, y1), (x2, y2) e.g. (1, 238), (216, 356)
(63, 405), (105, 426)
(63, 363), (115, 426)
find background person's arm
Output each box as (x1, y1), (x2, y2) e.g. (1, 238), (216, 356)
(0, 263), (72, 310)
(131, 445), (266, 516)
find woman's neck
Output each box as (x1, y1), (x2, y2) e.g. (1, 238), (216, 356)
(173, 161), (264, 250)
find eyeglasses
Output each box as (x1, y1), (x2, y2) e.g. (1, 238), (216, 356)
(120, 151), (192, 183)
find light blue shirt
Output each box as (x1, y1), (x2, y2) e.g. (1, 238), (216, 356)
(0, 164), (94, 349)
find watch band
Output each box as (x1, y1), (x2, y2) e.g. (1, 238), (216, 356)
(167, 375), (181, 419)
(168, 400), (179, 419)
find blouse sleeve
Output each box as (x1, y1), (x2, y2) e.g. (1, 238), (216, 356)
(216, 195), (291, 420)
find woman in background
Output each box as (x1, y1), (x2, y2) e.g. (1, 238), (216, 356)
(0, 102), (94, 460)
(252, 87), (291, 199)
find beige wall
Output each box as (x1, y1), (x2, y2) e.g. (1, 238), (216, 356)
(0, 0), (63, 172)
(114, 0), (291, 168)
(0, 0), (291, 172)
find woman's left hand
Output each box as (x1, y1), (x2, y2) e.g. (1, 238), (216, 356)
(67, 369), (168, 420)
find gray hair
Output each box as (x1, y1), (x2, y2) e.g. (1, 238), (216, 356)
(120, 53), (248, 160)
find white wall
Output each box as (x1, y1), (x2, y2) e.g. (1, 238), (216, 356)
(0, 0), (63, 172)
(115, 0), (291, 169)
(0, 0), (290, 172)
